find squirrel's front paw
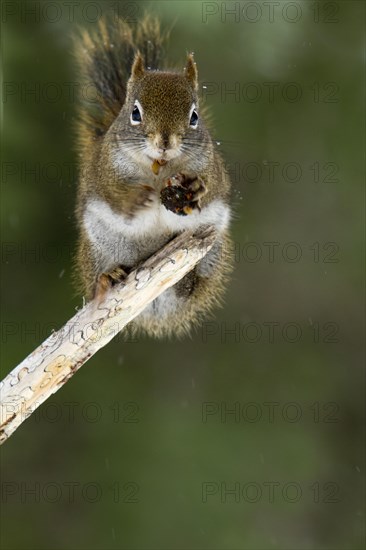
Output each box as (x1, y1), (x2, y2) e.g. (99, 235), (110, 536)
(132, 185), (156, 211)
(94, 265), (129, 302)
(160, 173), (207, 216)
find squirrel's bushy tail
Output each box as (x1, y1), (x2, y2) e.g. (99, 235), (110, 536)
(74, 15), (169, 146)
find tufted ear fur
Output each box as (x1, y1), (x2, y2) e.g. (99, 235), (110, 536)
(131, 51), (145, 79)
(184, 53), (198, 90)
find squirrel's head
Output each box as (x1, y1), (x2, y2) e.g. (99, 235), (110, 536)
(113, 52), (209, 167)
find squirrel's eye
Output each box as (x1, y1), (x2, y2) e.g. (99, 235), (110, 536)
(131, 102), (142, 125)
(189, 109), (198, 128)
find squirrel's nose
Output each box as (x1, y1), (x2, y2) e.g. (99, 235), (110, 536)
(153, 132), (179, 153)
(161, 133), (169, 150)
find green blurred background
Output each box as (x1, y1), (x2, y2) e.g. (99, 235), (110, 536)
(1, 1), (364, 548)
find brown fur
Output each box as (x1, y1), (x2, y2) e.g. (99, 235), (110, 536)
(73, 16), (233, 338)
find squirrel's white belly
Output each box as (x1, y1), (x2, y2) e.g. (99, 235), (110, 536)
(83, 196), (230, 271)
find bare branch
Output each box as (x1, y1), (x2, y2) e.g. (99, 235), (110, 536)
(0, 226), (216, 444)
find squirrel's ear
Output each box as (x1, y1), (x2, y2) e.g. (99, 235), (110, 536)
(184, 53), (198, 90)
(131, 52), (145, 79)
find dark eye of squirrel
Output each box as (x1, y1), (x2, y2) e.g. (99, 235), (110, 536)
(131, 104), (142, 125)
(189, 109), (198, 127)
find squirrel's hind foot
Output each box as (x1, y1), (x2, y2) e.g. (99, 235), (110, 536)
(94, 265), (130, 302)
